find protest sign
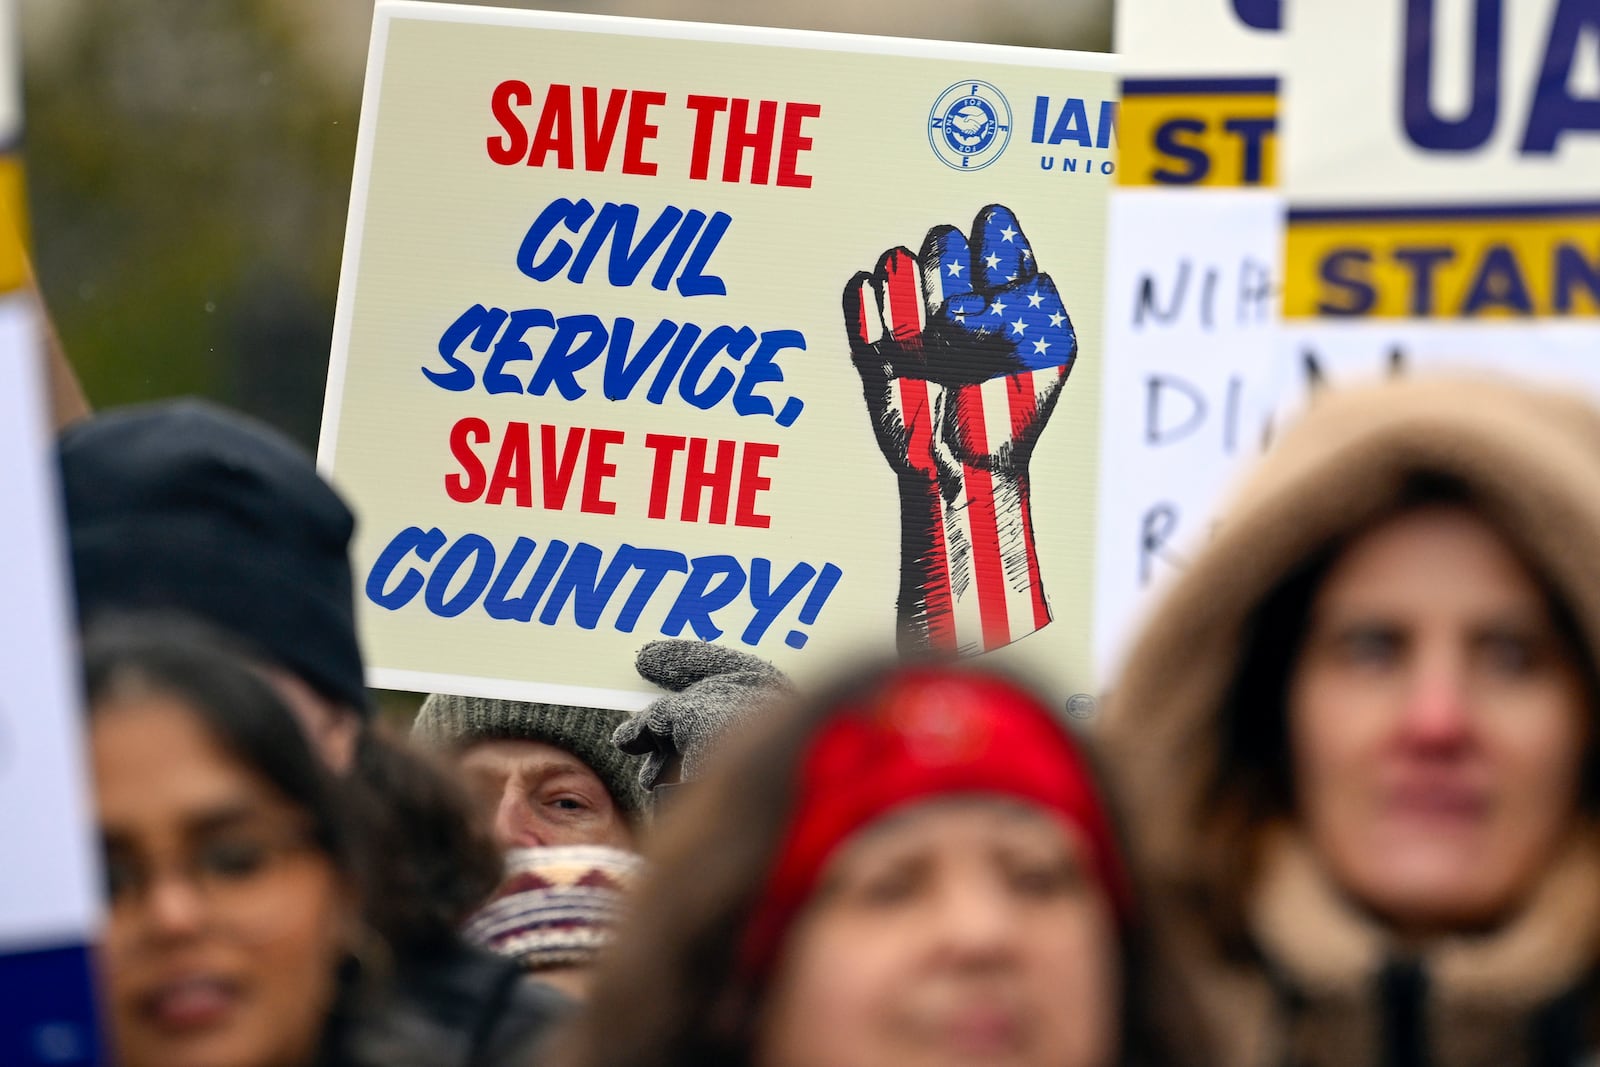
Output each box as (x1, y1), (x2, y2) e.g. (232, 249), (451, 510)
(1116, 0), (1280, 190)
(1279, 0), (1600, 413)
(1095, 0), (1282, 678)
(0, 311), (102, 1067)
(0, 2), (103, 1057)
(321, 2), (1116, 706)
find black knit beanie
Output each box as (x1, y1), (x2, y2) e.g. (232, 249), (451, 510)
(412, 694), (649, 819)
(58, 398), (369, 715)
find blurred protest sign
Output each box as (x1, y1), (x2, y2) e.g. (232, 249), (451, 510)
(321, 2), (1115, 706)
(1095, 0), (1282, 678)
(0, 321), (101, 1067)
(1116, 0), (1279, 190)
(1279, 0), (1600, 411)
(0, 2), (103, 1061)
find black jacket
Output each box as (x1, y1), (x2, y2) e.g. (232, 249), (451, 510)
(338, 940), (572, 1067)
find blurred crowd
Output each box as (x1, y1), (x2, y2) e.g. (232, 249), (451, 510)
(49, 364), (1600, 1067)
(24, 5), (1600, 1067)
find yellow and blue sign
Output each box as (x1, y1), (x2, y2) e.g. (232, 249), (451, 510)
(1118, 76), (1276, 188)
(1286, 200), (1600, 319)
(1284, 1), (1600, 324)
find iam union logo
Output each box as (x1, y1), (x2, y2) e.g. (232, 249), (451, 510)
(928, 80), (1012, 171)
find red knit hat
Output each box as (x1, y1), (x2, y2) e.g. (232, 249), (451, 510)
(740, 667), (1131, 977)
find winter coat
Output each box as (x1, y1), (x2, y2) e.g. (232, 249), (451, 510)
(341, 940), (572, 1067)
(1099, 377), (1600, 1067)
(1149, 828), (1600, 1067)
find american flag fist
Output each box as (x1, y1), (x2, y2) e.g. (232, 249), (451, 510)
(843, 206), (1074, 654)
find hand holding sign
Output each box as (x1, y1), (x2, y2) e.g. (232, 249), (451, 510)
(844, 205), (1076, 654)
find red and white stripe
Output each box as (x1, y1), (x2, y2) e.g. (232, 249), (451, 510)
(945, 373), (1058, 651)
(851, 249), (1062, 653)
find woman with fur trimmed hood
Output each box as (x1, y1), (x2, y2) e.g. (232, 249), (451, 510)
(1100, 376), (1600, 1067)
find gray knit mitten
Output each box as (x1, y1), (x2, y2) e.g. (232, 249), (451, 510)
(611, 639), (793, 791)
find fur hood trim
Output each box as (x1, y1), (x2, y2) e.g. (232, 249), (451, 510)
(1098, 376), (1600, 906)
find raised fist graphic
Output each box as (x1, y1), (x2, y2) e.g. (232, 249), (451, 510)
(844, 205), (1077, 654)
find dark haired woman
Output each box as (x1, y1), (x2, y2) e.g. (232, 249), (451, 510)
(89, 621), (366, 1067)
(86, 620), (567, 1067)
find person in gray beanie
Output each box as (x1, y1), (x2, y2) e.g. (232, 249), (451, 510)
(613, 639), (794, 795)
(414, 694), (649, 853)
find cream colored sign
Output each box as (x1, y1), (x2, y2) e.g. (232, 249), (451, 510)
(322, 3), (1116, 707)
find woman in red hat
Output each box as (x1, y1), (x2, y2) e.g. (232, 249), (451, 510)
(556, 661), (1186, 1067)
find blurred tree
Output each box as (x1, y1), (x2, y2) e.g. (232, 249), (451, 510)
(21, 0), (359, 448)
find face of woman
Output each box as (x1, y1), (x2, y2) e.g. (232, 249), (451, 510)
(754, 799), (1119, 1067)
(94, 692), (349, 1067)
(1289, 506), (1591, 936)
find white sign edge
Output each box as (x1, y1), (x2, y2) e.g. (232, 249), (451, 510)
(377, 0), (1118, 71)
(372, 666), (657, 712)
(317, 4), (396, 475)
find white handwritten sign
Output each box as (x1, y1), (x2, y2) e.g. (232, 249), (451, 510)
(1095, 191), (1278, 675)
(1095, 0), (1283, 679)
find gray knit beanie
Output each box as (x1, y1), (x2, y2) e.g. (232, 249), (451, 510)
(612, 639), (794, 792)
(412, 695), (649, 819)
